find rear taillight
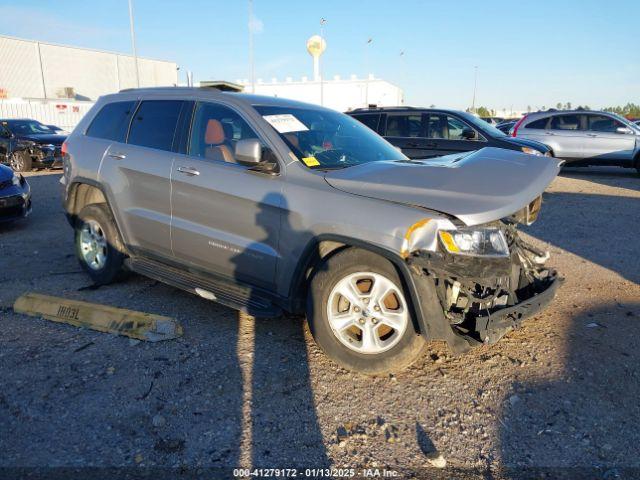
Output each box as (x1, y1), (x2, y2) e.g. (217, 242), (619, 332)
(61, 141), (68, 156)
(511, 116), (527, 137)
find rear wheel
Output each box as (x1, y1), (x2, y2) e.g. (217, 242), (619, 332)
(307, 248), (426, 375)
(75, 204), (126, 285)
(9, 151), (32, 172)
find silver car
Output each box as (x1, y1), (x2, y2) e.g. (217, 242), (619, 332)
(512, 110), (640, 173)
(61, 88), (561, 374)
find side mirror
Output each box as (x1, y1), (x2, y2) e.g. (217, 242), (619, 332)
(0, 130), (11, 139)
(235, 138), (262, 165)
(234, 138), (279, 173)
(461, 127), (477, 140)
(616, 126), (633, 135)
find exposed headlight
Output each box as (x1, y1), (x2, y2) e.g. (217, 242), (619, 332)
(438, 227), (509, 257)
(11, 173), (21, 186)
(521, 147), (543, 156)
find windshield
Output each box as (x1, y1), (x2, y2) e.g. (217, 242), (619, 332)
(254, 105), (407, 169)
(8, 120), (54, 135)
(458, 112), (508, 138)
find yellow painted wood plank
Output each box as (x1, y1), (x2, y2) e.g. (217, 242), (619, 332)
(13, 292), (182, 342)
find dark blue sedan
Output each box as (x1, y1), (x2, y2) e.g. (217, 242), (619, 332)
(0, 163), (31, 222)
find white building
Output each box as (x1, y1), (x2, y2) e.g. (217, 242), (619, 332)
(235, 75), (404, 112)
(0, 35), (178, 101)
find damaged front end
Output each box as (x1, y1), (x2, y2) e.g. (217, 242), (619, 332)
(408, 219), (560, 349)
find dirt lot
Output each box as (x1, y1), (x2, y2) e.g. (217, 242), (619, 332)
(1, 168), (639, 479)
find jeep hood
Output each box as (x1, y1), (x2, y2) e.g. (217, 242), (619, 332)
(324, 147), (561, 226)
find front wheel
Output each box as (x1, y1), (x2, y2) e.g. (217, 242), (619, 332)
(307, 248), (426, 375)
(9, 151), (32, 172)
(75, 204), (126, 285)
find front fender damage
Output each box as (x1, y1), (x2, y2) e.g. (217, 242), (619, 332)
(406, 228), (561, 353)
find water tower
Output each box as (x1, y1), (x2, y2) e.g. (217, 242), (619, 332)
(306, 35), (326, 82)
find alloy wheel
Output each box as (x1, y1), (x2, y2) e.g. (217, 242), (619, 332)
(79, 220), (108, 270)
(326, 271), (409, 354)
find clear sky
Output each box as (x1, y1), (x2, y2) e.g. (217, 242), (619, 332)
(1, 0), (638, 111)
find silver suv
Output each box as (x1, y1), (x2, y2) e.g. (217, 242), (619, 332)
(62, 88), (561, 374)
(513, 110), (640, 172)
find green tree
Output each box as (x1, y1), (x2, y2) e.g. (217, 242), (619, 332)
(556, 102), (563, 110)
(603, 103), (640, 118)
(475, 106), (492, 117)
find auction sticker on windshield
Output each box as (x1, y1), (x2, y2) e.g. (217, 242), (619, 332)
(262, 114), (308, 133)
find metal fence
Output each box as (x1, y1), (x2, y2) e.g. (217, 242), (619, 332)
(0, 100), (94, 131)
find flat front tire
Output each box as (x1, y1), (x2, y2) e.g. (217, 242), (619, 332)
(307, 248), (426, 375)
(75, 204), (126, 285)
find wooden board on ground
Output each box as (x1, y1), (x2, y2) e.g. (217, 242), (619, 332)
(13, 292), (182, 342)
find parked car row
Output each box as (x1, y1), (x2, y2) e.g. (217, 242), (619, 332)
(0, 119), (67, 172)
(348, 108), (640, 174)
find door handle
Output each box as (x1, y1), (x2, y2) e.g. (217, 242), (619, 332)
(425, 142), (438, 148)
(108, 152), (126, 160)
(586, 133), (597, 137)
(176, 166), (200, 176)
(406, 142), (419, 147)
(544, 132), (555, 136)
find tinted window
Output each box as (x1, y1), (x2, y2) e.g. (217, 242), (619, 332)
(550, 115), (582, 131)
(353, 114), (381, 132)
(525, 117), (549, 129)
(586, 114), (624, 133)
(386, 114), (424, 137)
(426, 114), (477, 140)
(189, 102), (259, 162)
(128, 100), (183, 151)
(86, 101), (136, 142)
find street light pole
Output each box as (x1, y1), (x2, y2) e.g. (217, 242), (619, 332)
(248, 0), (255, 93)
(471, 65), (478, 113)
(128, 0), (140, 88)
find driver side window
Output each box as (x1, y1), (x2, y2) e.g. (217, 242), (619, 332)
(189, 102), (259, 164)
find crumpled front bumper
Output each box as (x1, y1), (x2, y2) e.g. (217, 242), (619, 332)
(407, 233), (561, 351)
(471, 271), (560, 344)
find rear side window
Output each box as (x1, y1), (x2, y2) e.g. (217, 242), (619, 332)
(386, 114), (424, 137)
(86, 101), (136, 142)
(550, 115), (582, 131)
(525, 117), (549, 129)
(352, 114), (381, 132)
(128, 100), (184, 151)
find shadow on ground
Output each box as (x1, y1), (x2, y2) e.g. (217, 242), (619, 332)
(498, 302), (640, 479)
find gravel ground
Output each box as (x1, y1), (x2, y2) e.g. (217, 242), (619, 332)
(1, 168), (639, 479)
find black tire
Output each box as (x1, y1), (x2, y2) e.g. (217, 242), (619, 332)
(306, 248), (426, 375)
(9, 150), (32, 172)
(75, 204), (126, 285)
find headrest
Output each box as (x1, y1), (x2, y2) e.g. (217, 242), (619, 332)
(205, 119), (225, 145)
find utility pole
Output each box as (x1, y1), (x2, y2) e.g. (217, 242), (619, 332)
(248, 0), (255, 93)
(471, 65), (478, 113)
(128, 0), (140, 88)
